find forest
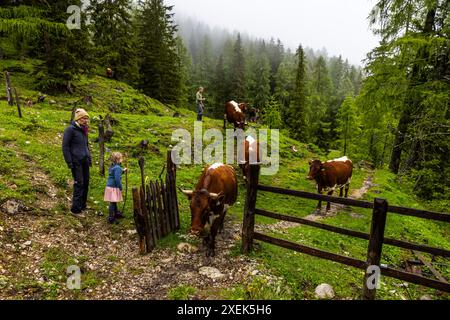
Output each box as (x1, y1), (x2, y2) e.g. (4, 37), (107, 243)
(2, 0), (447, 205)
(0, 0), (449, 301)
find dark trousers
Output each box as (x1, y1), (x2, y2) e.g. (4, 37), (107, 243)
(71, 159), (90, 213)
(109, 202), (118, 218)
(197, 103), (204, 121)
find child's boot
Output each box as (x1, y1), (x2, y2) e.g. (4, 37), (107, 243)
(115, 211), (125, 219)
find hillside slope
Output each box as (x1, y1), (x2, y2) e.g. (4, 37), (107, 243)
(0, 59), (448, 300)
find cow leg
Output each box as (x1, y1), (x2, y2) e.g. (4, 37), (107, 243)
(206, 217), (223, 257)
(345, 183), (350, 198)
(326, 190), (333, 211)
(316, 186), (322, 213)
(339, 187), (343, 197)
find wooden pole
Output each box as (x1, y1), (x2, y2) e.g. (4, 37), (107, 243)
(138, 156), (145, 194)
(166, 150), (180, 230)
(13, 88), (22, 118)
(132, 188), (146, 255)
(146, 184), (157, 245)
(5, 71), (13, 106)
(150, 181), (161, 240)
(70, 106), (76, 123)
(160, 178), (171, 233)
(140, 186), (153, 252)
(242, 164), (260, 254)
(155, 181), (166, 237)
(363, 198), (388, 300)
(98, 119), (105, 176)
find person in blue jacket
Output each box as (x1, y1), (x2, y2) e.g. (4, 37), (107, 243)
(62, 108), (91, 218)
(104, 152), (127, 224)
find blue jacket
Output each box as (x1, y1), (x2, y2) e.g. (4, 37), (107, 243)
(106, 164), (123, 190)
(62, 122), (91, 168)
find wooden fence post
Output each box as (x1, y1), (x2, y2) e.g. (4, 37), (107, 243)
(242, 164), (260, 254)
(138, 156), (145, 193)
(132, 188), (146, 255)
(98, 119), (105, 176)
(5, 71), (13, 106)
(363, 198), (388, 300)
(13, 88), (22, 118)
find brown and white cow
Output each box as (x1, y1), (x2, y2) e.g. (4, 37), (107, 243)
(181, 163), (238, 257)
(238, 135), (260, 182)
(225, 101), (247, 130)
(307, 156), (353, 212)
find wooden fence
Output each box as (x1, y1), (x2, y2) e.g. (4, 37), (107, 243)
(242, 164), (450, 299)
(132, 151), (180, 254)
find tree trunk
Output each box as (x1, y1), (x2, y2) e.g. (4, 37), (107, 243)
(389, 6), (436, 174)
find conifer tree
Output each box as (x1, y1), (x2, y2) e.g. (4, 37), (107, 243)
(229, 33), (246, 101)
(336, 95), (360, 155)
(287, 45), (308, 141)
(137, 0), (183, 105)
(88, 0), (139, 83)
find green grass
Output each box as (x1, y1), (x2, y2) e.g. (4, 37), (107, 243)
(168, 284), (197, 300)
(1, 56), (448, 300)
(247, 168), (450, 300)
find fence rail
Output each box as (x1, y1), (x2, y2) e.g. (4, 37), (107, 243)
(243, 164), (450, 299)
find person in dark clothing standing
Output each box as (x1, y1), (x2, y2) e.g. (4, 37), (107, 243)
(62, 108), (92, 218)
(196, 87), (206, 121)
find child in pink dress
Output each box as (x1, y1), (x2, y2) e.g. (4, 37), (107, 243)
(104, 152), (127, 224)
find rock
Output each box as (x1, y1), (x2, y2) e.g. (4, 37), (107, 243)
(199, 267), (226, 281)
(2, 200), (22, 215)
(49, 100), (56, 104)
(177, 242), (198, 254)
(127, 229), (137, 235)
(315, 283), (335, 299)
(420, 294), (433, 300)
(251, 270), (259, 276)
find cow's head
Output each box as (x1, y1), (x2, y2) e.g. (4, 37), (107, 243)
(236, 121), (246, 130)
(238, 103), (248, 113)
(307, 160), (323, 180)
(181, 189), (224, 236)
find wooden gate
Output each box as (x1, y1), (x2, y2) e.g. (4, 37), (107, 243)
(132, 151), (180, 254)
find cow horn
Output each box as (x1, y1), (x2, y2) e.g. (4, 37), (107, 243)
(209, 192), (222, 200)
(180, 189), (194, 196)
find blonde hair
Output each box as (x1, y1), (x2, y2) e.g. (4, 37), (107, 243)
(110, 152), (123, 165)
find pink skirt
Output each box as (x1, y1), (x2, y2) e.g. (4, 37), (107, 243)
(104, 187), (123, 202)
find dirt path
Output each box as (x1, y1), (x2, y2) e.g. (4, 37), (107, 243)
(303, 171), (375, 221)
(257, 171), (375, 232)
(0, 152), (276, 300)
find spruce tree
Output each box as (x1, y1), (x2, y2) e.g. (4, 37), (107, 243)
(230, 33), (246, 101)
(336, 95), (360, 155)
(137, 0), (183, 105)
(1, 1), (94, 92)
(88, 0), (139, 83)
(288, 45), (308, 141)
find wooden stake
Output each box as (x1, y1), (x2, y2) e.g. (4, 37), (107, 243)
(242, 164), (260, 254)
(362, 198), (388, 300)
(13, 88), (22, 118)
(5, 71), (13, 106)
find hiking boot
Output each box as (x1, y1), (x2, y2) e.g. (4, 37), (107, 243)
(115, 211), (125, 219)
(71, 212), (86, 218)
(108, 216), (118, 224)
